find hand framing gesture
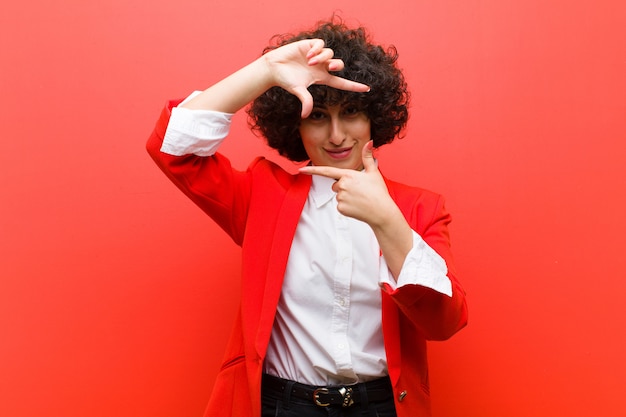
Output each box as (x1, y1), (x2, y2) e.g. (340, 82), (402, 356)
(264, 39), (370, 117)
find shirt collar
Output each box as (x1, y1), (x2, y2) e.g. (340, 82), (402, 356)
(310, 175), (337, 208)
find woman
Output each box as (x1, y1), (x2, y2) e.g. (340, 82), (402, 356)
(147, 18), (467, 417)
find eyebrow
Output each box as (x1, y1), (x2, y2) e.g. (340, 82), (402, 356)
(312, 101), (359, 109)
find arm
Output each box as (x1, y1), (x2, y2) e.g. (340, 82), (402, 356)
(146, 101), (253, 245)
(179, 38), (369, 117)
(147, 39), (370, 242)
(300, 144), (467, 339)
(383, 191), (468, 340)
(299, 141), (412, 279)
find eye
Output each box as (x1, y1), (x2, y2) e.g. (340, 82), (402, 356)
(307, 110), (327, 121)
(343, 105), (362, 117)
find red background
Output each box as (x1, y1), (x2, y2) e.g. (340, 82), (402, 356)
(1, 0), (625, 416)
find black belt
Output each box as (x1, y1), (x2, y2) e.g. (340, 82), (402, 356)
(262, 374), (393, 408)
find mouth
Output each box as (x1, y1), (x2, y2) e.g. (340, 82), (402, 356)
(325, 147), (353, 159)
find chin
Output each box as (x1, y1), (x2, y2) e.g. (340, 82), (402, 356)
(336, 161), (362, 170)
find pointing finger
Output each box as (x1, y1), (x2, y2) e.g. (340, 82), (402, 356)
(298, 165), (349, 179)
(325, 75), (370, 93)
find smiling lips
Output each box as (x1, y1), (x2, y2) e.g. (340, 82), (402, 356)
(325, 147), (353, 159)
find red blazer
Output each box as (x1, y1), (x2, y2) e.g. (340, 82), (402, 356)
(147, 100), (468, 417)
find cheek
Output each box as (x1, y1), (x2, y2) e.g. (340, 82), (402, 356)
(355, 120), (371, 139)
(299, 131), (318, 159)
(299, 126), (323, 147)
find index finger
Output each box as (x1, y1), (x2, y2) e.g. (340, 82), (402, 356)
(299, 165), (349, 179)
(325, 74), (370, 93)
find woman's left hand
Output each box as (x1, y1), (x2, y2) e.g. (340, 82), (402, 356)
(300, 141), (414, 278)
(299, 141), (395, 227)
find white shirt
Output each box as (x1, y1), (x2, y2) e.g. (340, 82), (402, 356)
(163, 93), (452, 385)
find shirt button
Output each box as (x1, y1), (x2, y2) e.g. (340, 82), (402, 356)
(398, 391), (408, 402)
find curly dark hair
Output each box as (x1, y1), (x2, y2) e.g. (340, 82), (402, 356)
(247, 18), (410, 162)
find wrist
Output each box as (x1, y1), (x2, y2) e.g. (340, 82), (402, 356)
(252, 54), (278, 91)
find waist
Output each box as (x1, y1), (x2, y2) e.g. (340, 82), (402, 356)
(262, 373), (393, 408)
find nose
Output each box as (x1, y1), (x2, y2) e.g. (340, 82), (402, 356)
(328, 116), (346, 146)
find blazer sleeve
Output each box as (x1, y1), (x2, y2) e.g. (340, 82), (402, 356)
(146, 100), (255, 246)
(382, 185), (468, 341)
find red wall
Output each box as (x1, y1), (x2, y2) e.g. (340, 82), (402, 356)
(1, 1), (625, 416)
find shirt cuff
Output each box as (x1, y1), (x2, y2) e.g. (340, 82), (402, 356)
(161, 91), (234, 157)
(379, 231), (452, 296)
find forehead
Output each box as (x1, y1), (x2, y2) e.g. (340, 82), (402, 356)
(312, 96), (366, 113)
(312, 101), (357, 110)
(310, 86), (358, 106)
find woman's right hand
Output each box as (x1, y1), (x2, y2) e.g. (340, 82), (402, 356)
(263, 39), (370, 117)
(181, 39), (369, 117)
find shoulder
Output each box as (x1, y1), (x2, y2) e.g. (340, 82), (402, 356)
(246, 156), (304, 190)
(383, 176), (449, 229)
(384, 177), (444, 207)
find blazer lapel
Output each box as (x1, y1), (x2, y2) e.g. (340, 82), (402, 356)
(254, 173), (311, 357)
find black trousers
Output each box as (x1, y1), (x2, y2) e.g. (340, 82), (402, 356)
(261, 374), (397, 417)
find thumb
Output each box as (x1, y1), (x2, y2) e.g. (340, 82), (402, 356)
(362, 140), (377, 172)
(291, 86), (314, 118)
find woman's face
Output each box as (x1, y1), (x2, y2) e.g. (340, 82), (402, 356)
(299, 102), (371, 170)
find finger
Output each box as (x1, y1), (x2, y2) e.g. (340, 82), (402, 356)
(327, 58), (344, 72)
(299, 165), (348, 180)
(361, 140), (377, 172)
(291, 86), (314, 118)
(325, 75), (370, 93)
(305, 39), (325, 59)
(307, 47), (334, 66)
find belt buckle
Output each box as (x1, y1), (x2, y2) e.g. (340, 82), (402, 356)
(313, 387), (330, 407)
(312, 386), (355, 408)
